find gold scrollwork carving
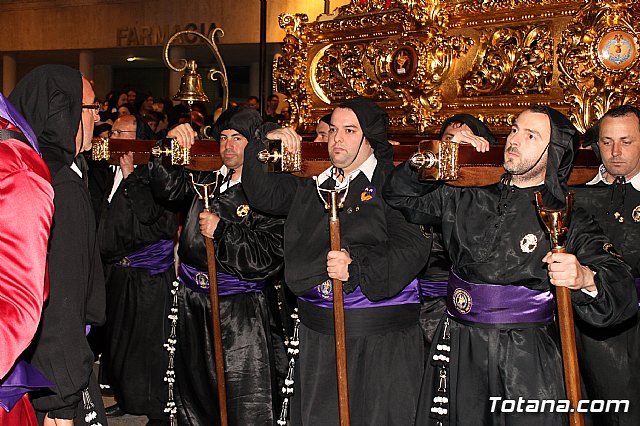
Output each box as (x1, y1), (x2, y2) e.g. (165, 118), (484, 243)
(459, 24), (553, 97)
(557, 0), (640, 132)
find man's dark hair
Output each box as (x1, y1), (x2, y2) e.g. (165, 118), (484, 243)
(268, 94), (279, 102)
(601, 104), (640, 129)
(247, 96), (260, 103)
(526, 105), (550, 116)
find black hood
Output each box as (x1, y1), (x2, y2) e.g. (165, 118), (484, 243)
(439, 113), (498, 145)
(213, 106), (262, 141)
(338, 98), (393, 163)
(539, 106), (581, 206)
(9, 65), (83, 168)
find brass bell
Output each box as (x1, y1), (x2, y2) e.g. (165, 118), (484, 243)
(174, 60), (209, 103)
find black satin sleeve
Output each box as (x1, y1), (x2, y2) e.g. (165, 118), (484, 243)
(567, 206), (638, 327)
(212, 204), (285, 280)
(241, 123), (302, 216)
(148, 142), (195, 204)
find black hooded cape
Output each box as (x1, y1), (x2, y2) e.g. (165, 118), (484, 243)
(10, 65), (106, 419)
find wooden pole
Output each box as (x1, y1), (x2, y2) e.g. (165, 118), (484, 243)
(201, 186), (229, 426)
(328, 191), (351, 426)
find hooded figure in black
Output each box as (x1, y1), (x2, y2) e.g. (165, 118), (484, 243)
(9, 65), (107, 424)
(242, 98), (431, 425)
(383, 105), (637, 426)
(419, 114), (499, 349)
(94, 113), (179, 423)
(571, 105), (640, 426)
(148, 107), (286, 426)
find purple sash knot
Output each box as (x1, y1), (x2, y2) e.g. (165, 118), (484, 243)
(418, 279), (448, 298)
(179, 262), (266, 296)
(118, 239), (174, 275)
(446, 271), (555, 324)
(299, 278), (420, 309)
(0, 361), (53, 412)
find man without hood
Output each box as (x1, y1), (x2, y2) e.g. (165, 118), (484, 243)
(0, 93), (54, 425)
(10, 65), (107, 426)
(231, 98), (430, 424)
(572, 104), (640, 426)
(94, 114), (179, 424)
(148, 107), (286, 425)
(383, 105), (637, 425)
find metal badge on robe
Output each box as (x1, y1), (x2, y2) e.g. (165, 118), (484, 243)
(118, 257), (131, 267)
(236, 204), (250, 217)
(360, 186), (376, 202)
(603, 242), (625, 262)
(452, 288), (472, 314)
(195, 272), (210, 290)
(633, 205), (640, 223)
(520, 233), (538, 253)
(317, 280), (333, 299)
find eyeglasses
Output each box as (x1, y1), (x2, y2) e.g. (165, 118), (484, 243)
(82, 102), (101, 111)
(108, 129), (137, 138)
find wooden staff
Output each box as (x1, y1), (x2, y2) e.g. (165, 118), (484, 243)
(193, 179), (229, 426)
(327, 190), (351, 426)
(535, 192), (583, 426)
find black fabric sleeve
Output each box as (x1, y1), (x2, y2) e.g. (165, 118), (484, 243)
(213, 213), (285, 280)
(568, 207), (638, 327)
(121, 166), (168, 225)
(241, 123), (302, 216)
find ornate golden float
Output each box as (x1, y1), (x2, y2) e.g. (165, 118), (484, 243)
(273, 0), (640, 137)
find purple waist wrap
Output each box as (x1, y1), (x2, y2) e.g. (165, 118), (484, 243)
(446, 271), (555, 324)
(299, 278), (420, 309)
(117, 239), (174, 275)
(179, 262), (266, 296)
(635, 278), (640, 306)
(0, 361), (53, 412)
(418, 279), (448, 298)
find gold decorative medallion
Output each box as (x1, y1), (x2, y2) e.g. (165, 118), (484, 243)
(520, 234), (538, 253)
(632, 205), (640, 223)
(603, 243), (624, 262)
(596, 30), (639, 71)
(195, 272), (210, 289)
(452, 288), (472, 315)
(317, 280), (333, 299)
(236, 204), (250, 217)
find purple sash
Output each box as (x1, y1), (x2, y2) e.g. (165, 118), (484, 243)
(418, 279), (448, 298)
(118, 239), (174, 275)
(0, 93), (40, 153)
(446, 271), (555, 324)
(0, 361), (53, 412)
(179, 262), (267, 296)
(299, 278), (420, 309)
(635, 278), (640, 306)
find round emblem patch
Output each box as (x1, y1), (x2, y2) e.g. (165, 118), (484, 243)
(452, 288), (472, 315)
(317, 280), (333, 299)
(195, 272), (210, 290)
(236, 204), (250, 217)
(633, 205), (640, 223)
(520, 233), (538, 253)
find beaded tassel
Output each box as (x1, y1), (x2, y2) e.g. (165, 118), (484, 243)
(82, 387), (101, 426)
(163, 280), (180, 426)
(277, 309), (300, 426)
(430, 317), (451, 424)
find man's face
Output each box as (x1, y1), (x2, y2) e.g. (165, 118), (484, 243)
(75, 77), (98, 155)
(441, 122), (472, 142)
(111, 115), (137, 140)
(127, 90), (136, 104)
(247, 98), (259, 110)
(327, 107), (373, 171)
(219, 129), (248, 170)
(598, 113), (640, 179)
(268, 96), (279, 110)
(314, 120), (330, 143)
(504, 109), (551, 180)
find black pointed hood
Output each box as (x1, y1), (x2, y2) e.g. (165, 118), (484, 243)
(9, 65), (83, 169)
(338, 98), (392, 163)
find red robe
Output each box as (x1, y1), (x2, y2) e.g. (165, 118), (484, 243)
(0, 136), (54, 424)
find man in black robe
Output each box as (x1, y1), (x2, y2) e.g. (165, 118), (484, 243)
(383, 105), (637, 426)
(95, 114), (178, 424)
(572, 104), (640, 426)
(240, 98), (431, 425)
(149, 107), (286, 425)
(418, 114), (498, 347)
(10, 65), (107, 426)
